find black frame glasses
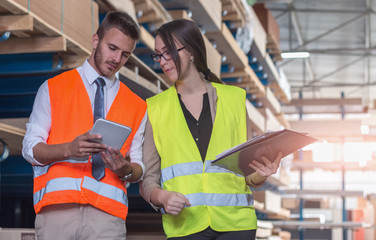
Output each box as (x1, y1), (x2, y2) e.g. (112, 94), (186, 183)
(151, 47), (185, 63)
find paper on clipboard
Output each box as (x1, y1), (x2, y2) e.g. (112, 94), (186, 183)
(211, 129), (318, 176)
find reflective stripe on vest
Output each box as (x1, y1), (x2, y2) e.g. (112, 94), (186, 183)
(185, 192), (253, 207)
(33, 69), (146, 220)
(33, 158), (89, 178)
(147, 83), (257, 238)
(160, 160), (244, 187)
(34, 177), (82, 205)
(82, 177), (128, 205)
(34, 176), (128, 206)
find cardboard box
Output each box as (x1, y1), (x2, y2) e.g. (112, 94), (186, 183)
(352, 209), (365, 240)
(253, 3), (280, 44)
(293, 150), (313, 163)
(249, 7), (266, 57)
(282, 198), (300, 209)
(370, 199), (376, 238)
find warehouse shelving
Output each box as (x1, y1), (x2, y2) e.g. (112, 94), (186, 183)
(221, 0), (248, 28)
(0, 0), (98, 56)
(158, 0), (222, 32)
(271, 221), (374, 230)
(167, 9), (222, 77)
(0, 0), (302, 238)
(275, 145), (376, 240)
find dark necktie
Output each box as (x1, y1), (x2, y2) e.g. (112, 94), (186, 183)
(92, 77), (106, 180)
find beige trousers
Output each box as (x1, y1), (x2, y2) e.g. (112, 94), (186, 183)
(35, 203), (126, 240)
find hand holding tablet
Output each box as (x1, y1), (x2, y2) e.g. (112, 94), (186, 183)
(90, 118), (132, 150)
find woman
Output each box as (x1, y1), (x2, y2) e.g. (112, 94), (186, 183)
(140, 19), (282, 240)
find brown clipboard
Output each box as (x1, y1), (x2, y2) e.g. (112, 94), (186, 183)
(211, 129), (318, 176)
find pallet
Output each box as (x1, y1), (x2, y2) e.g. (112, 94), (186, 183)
(0, 0), (99, 68)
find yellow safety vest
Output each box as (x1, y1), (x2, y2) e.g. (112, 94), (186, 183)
(147, 82), (257, 238)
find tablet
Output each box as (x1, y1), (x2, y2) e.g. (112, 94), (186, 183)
(90, 118), (132, 150)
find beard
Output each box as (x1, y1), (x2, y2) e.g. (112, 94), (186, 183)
(93, 41), (119, 77)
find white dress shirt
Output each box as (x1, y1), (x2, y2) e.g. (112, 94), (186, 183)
(22, 59), (146, 179)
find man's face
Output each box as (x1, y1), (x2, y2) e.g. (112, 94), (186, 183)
(91, 28), (136, 78)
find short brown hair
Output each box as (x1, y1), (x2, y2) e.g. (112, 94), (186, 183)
(96, 11), (139, 41)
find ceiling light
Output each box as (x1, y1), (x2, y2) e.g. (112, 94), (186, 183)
(281, 52), (310, 59)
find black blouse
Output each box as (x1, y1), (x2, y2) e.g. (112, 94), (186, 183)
(178, 93), (213, 161)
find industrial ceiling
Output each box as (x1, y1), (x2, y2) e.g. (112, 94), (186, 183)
(267, 0), (376, 117)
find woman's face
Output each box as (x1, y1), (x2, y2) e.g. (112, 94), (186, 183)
(154, 35), (192, 82)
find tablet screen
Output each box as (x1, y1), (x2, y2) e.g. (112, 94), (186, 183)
(90, 118), (132, 150)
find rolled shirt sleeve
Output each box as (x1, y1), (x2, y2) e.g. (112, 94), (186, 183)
(128, 112), (147, 181)
(22, 81), (51, 166)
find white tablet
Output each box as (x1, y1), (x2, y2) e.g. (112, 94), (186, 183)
(90, 118), (132, 150)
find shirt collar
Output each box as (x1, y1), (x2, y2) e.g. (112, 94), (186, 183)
(83, 59), (117, 88)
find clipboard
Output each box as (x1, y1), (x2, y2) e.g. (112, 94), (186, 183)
(90, 118), (132, 150)
(211, 129), (318, 176)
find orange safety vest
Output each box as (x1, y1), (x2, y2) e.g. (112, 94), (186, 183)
(32, 69), (146, 220)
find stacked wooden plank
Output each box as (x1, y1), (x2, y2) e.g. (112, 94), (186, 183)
(158, 0), (222, 32)
(268, 62), (291, 104)
(0, 0), (99, 68)
(253, 190), (291, 219)
(249, 4), (291, 106)
(132, 0), (171, 29)
(272, 229), (292, 240)
(223, 65), (266, 98)
(97, 0), (137, 21)
(256, 220), (274, 239)
(216, 1), (292, 130)
(168, 10), (222, 78)
(260, 87), (292, 129)
(221, 0), (247, 28)
(246, 100), (265, 135)
(206, 23), (266, 98)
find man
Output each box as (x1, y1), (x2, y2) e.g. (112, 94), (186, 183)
(22, 11), (147, 239)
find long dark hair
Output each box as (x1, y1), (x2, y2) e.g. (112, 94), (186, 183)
(156, 19), (222, 83)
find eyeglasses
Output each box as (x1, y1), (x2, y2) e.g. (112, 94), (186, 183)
(151, 47), (185, 63)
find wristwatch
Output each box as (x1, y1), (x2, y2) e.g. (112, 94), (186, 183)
(120, 167), (133, 181)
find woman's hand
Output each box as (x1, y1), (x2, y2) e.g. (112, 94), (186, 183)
(249, 152), (283, 177)
(246, 152), (283, 187)
(152, 188), (191, 215)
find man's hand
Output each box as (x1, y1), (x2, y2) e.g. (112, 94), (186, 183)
(66, 131), (107, 159)
(33, 131), (107, 165)
(100, 147), (131, 177)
